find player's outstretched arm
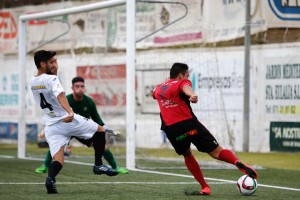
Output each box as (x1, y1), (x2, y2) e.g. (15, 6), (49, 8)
(182, 85), (198, 103)
(57, 93), (74, 122)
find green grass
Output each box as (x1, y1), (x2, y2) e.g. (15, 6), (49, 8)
(0, 143), (300, 200)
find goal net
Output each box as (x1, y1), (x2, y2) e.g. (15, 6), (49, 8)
(134, 0), (235, 169)
(18, 0), (234, 171)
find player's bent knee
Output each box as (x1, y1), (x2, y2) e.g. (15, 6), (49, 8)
(96, 125), (105, 132)
(208, 146), (223, 159)
(183, 149), (192, 157)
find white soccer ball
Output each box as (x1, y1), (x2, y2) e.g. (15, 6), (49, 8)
(236, 175), (258, 196)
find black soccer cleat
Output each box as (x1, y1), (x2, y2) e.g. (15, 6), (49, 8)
(235, 161), (258, 179)
(93, 165), (118, 176)
(45, 177), (58, 194)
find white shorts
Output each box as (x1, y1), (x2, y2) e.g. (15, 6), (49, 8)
(44, 114), (98, 157)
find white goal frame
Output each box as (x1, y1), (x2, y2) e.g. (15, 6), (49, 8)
(17, 0), (137, 170)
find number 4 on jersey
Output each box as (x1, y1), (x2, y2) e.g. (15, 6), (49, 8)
(39, 93), (53, 111)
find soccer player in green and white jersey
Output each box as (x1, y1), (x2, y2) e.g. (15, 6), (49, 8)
(35, 76), (128, 174)
(31, 50), (118, 194)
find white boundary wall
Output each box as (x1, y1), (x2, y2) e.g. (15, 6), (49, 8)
(2, 0), (300, 54)
(1, 43), (300, 152)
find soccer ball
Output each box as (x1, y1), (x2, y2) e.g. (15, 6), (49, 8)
(236, 175), (258, 196)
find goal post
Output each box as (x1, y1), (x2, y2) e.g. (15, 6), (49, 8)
(126, 0), (136, 170)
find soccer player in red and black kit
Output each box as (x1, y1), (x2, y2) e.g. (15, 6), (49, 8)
(152, 63), (258, 195)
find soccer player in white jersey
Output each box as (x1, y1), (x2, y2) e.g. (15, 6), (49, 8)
(30, 50), (118, 194)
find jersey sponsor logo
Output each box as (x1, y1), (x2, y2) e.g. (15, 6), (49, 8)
(187, 129), (198, 136)
(31, 85), (46, 90)
(176, 129), (198, 141)
(161, 99), (177, 108)
(49, 111), (55, 117)
(268, 0), (300, 21)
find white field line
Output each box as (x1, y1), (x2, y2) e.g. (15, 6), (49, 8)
(0, 181), (228, 185)
(0, 155), (15, 158)
(1, 155), (300, 192)
(131, 168), (300, 192)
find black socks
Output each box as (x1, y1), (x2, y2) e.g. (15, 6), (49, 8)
(92, 131), (106, 166)
(48, 161), (62, 180)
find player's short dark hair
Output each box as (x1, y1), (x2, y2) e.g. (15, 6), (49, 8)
(72, 76), (85, 85)
(34, 50), (56, 69)
(170, 63), (189, 78)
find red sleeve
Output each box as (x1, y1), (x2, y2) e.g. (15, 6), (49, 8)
(179, 80), (192, 92)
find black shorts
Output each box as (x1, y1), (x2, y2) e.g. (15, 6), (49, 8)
(163, 119), (219, 155)
(72, 136), (93, 147)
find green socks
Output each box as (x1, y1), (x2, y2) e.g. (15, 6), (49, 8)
(103, 148), (117, 169)
(44, 150), (53, 167)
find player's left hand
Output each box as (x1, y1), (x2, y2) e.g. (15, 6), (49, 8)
(63, 112), (74, 123)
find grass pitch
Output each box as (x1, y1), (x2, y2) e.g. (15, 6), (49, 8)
(0, 143), (299, 200)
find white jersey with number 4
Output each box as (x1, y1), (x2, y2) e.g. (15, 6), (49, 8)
(30, 74), (68, 125)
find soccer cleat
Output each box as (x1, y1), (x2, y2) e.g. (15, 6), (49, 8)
(115, 167), (129, 174)
(45, 177), (58, 194)
(200, 187), (211, 195)
(93, 165), (118, 176)
(235, 161), (258, 179)
(184, 187), (211, 196)
(35, 165), (48, 174)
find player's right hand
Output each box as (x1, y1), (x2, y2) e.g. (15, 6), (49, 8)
(63, 112), (74, 123)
